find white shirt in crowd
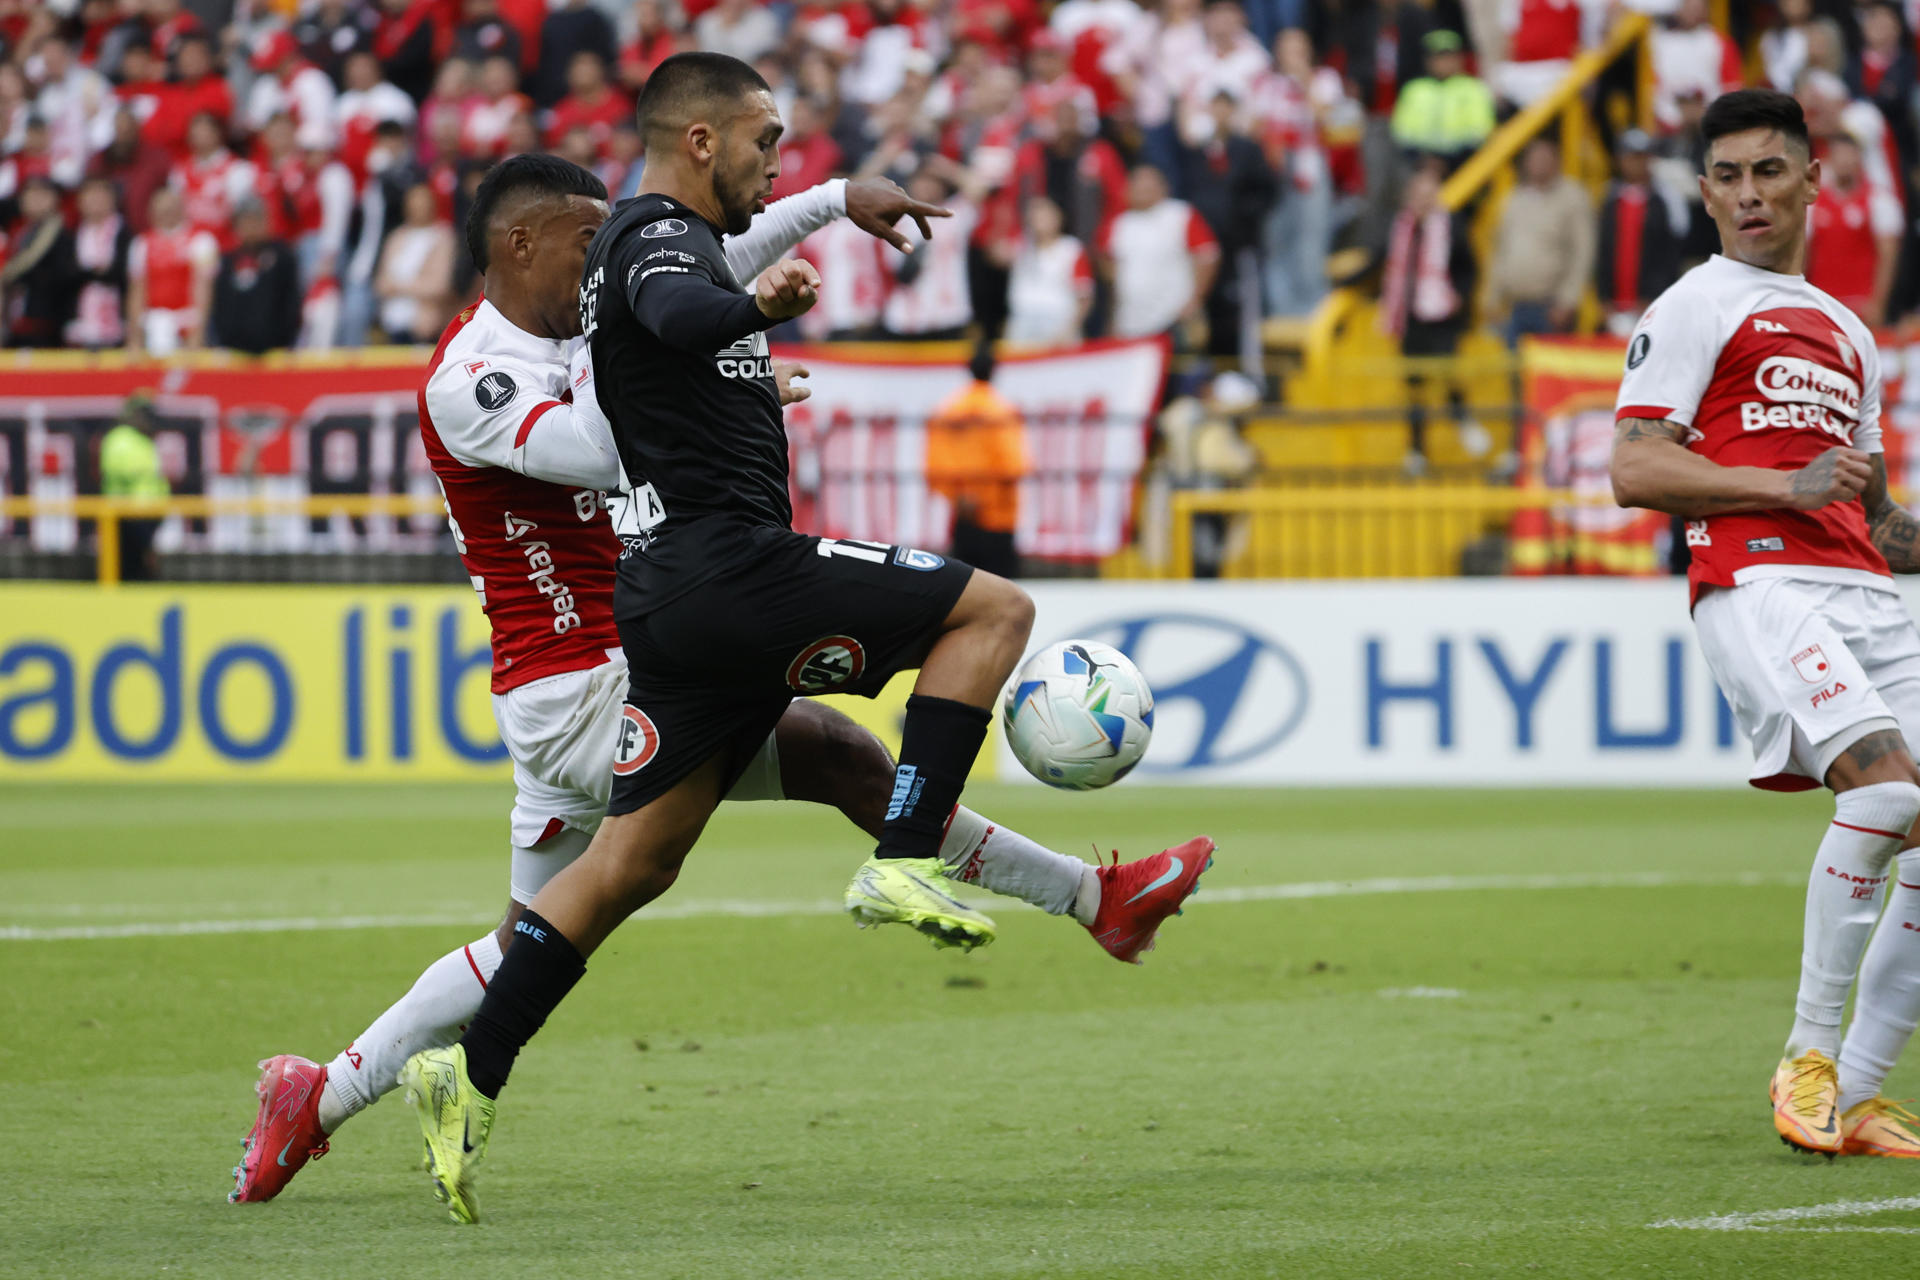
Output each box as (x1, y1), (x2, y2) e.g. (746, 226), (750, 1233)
(884, 197), (978, 336)
(1005, 235), (1093, 346)
(1101, 197), (1219, 338)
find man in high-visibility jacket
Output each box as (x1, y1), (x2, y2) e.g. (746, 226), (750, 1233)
(99, 391), (168, 580)
(1390, 30), (1497, 169)
(924, 345), (1030, 578)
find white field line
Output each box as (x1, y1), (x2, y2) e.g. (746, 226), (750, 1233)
(1649, 1197), (1920, 1233)
(0, 869), (1799, 942)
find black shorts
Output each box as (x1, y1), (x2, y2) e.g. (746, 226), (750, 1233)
(606, 526), (974, 815)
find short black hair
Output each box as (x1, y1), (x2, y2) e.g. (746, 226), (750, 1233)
(464, 153), (607, 273)
(635, 51), (772, 149)
(1700, 89), (1810, 165)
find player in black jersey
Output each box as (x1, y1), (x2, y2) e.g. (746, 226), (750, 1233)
(397, 54), (1214, 1224)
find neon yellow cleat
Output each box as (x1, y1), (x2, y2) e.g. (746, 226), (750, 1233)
(1769, 1049), (1842, 1156)
(1841, 1097), (1920, 1158)
(400, 1045), (495, 1224)
(843, 855), (996, 951)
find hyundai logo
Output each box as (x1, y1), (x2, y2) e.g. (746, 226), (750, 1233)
(1071, 614), (1308, 771)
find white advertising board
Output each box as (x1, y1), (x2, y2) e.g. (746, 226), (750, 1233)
(1003, 578), (1920, 787)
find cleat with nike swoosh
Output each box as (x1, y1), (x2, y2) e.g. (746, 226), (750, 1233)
(1086, 836), (1215, 964)
(1841, 1096), (1920, 1158)
(1770, 1049), (1843, 1156)
(843, 855), (996, 951)
(229, 1054), (331, 1203)
(401, 1044), (495, 1224)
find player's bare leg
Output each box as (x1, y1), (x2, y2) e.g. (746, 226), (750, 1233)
(1771, 730), (1920, 1155)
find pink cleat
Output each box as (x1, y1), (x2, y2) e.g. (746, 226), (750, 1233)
(229, 1054), (331, 1203)
(1086, 836), (1216, 964)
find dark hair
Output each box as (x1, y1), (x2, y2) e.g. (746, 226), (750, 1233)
(464, 152), (608, 273)
(635, 51), (771, 148)
(1700, 88), (1810, 164)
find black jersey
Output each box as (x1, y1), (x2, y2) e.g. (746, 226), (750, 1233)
(579, 194), (792, 606)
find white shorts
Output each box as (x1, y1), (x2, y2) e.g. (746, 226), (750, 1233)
(491, 656), (785, 899)
(1694, 578), (1920, 791)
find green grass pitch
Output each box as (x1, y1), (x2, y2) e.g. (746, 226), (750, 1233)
(6, 781), (1920, 1278)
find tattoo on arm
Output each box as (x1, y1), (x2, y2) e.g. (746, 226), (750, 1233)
(1614, 417), (1688, 446)
(1864, 454), (1920, 573)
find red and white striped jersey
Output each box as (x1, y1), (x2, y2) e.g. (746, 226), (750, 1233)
(173, 149), (257, 246)
(129, 225), (218, 311)
(1615, 253), (1888, 605)
(419, 300), (620, 693)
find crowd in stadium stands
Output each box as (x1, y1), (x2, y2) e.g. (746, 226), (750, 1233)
(0, 0), (1918, 369)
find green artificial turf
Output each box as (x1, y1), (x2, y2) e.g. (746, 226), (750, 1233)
(5, 782), (1919, 1278)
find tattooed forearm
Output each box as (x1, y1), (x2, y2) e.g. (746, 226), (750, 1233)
(1870, 501), (1920, 572)
(1614, 416), (1688, 446)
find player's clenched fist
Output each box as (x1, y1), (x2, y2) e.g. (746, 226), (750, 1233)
(1786, 446), (1874, 510)
(756, 258), (820, 321)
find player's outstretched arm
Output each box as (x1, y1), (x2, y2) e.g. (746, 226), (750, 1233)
(1610, 416), (1871, 516)
(723, 177), (952, 282)
(1863, 454), (1920, 572)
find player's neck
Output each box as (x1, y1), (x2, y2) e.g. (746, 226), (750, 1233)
(636, 165), (726, 233)
(1719, 240), (1806, 278)
(482, 279), (562, 343)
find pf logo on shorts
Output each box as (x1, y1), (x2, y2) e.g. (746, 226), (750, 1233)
(786, 635), (866, 693)
(1792, 644), (1832, 685)
(612, 704), (661, 775)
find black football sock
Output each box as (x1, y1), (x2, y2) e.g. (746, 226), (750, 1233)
(873, 694), (992, 860)
(459, 909), (586, 1099)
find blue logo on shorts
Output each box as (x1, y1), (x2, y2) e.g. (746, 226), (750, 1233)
(893, 547), (945, 572)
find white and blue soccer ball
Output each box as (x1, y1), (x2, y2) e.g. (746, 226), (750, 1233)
(1003, 639), (1154, 790)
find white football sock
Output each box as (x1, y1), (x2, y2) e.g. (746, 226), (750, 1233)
(1786, 782), (1920, 1059)
(939, 805), (1093, 920)
(1839, 851), (1920, 1112)
(317, 930), (503, 1132)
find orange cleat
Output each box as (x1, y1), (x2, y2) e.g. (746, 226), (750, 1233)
(1770, 1049), (1843, 1156)
(1841, 1097), (1920, 1158)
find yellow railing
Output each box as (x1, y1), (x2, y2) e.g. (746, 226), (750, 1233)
(0, 493), (448, 586)
(1142, 486), (1618, 579)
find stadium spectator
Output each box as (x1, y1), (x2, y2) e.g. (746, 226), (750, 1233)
(99, 391), (168, 581)
(1179, 90), (1277, 361)
(1100, 162), (1220, 341)
(1022, 31), (1098, 141)
(371, 0), (443, 101)
(533, 0), (618, 109)
(1485, 136), (1593, 345)
(1797, 68), (1904, 322)
(373, 181), (454, 344)
(339, 120), (421, 347)
(245, 30), (338, 141)
(0, 117), (56, 219)
(1012, 97), (1127, 251)
(696, 0), (783, 67)
(333, 51), (417, 183)
(619, 0), (687, 95)
(1176, 1), (1271, 145)
(1649, 0), (1742, 133)
(884, 171), (976, 339)
(1806, 134), (1892, 325)
(773, 96), (845, 201)
(1390, 29), (1496, 168)
(126, 185), (218, 355)
(1594, 129), (1684, 337)
(173, 110), (256, 250)
(88, 108), (171, 235)
(209, 199), (302, 355)
(602, 122), (645, 201)
(29, 35), (113, 187)
(66, 176), (132, 349)
(795, 204), (891, 341)
(464, 55), (532, 158)
(294, 0), (379, 84)
(1005, 195), (1094, 346)
(144, 0), (204, 64)
(1856, 3), (1916, 171)
(1378, 160), (1481, 471)
(142, 34), (232, 161)
(1251, 26), (1347, 316)
(1760, 0), (1815, 93)
(543, 52), (629, 156)
(1493, 0), (1598, 109)
(453, 0), (525, 72)
(923, 343), (1030, 578)
(0, 177), (79, 348)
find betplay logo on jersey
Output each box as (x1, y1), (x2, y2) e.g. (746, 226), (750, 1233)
(715, 331), (774, 380)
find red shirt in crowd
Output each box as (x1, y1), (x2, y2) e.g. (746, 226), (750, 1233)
(544, 88), (632, 153)
(144, 74), (235, 157)
(1809, 181), (1880, 316)
(772, 132), (844, 200)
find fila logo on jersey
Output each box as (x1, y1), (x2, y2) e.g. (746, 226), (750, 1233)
(1752, 318), (1789, 334)
(475, 370), (519, 412)
(1812, 682), (1850, 709)
(1792, 644), (1832, 684)
(785, 635), (866, 693)
(612, 704), (661, 775)
(640, 218), (688, 239)
(716, 331), (774, 380)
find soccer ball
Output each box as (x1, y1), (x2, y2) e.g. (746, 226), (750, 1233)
(1002, 639), (1154, 789)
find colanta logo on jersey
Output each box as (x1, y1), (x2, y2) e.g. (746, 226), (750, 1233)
(716, 331), (774, 380)
(1741, 355), (1863, 441)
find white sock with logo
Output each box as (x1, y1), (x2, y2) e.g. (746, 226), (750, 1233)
(1839, 851), (1920, 1112)
(317, 931), (503, 1133)
(938, 806), (1097, 923)
(1787, 783), (1920, 1059)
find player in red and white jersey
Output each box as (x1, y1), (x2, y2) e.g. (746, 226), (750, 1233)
(1611, 90), (1920, 1161)
(233, 158), (1192, 1205)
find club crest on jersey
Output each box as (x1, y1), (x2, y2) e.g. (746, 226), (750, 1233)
(893, 547), (945, 571)
(641, 218), (688, 239)
(716, 331), (774, 380)
(612, 704), (661, 775)
(786, 635), (866, 693)
(1833, 331), (1858, 370)
(1792, 644), (1833, 685)
(475, 370), (519, 412)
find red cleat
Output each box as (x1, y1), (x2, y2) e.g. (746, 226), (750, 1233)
(229, 1054), (331, 1203)
(1086, 836), (1216, 964)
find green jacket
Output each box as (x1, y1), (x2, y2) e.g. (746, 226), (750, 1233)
(100, 425), (169, 499)
(1390, 75), (1497, 157)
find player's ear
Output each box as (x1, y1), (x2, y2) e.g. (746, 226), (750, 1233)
(1804, 155), (1821, 206)
(504, 222), (535, 266)
(686, 120), (714, 165)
